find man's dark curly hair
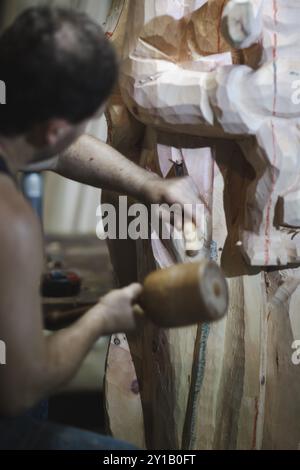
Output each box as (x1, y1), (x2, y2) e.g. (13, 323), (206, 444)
(0, 6), (118, 136)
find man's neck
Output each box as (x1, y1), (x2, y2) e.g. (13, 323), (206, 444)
(0, 136), (35, 175)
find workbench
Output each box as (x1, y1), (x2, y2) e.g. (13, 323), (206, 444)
(43, 235), (114, 330)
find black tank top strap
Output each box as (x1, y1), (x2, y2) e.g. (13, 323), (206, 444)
(0, 155), (13, 175)
(0, 155), (17, 184)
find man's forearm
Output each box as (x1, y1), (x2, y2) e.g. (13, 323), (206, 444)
(44, 307), (105, 389)
(22, 306), (107, 411)
(1, 281), (141, 417)
(55, 134), (159, 201)
(30, 284), (141, 407)
(0, 306), (107, 417)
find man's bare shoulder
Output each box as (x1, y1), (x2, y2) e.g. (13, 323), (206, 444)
(0, 178), (43, 263)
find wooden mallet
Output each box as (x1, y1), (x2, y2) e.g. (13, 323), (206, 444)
(134, 260), (228, 328)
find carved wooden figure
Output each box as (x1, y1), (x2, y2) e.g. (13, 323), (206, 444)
(103, 0), (300, 450)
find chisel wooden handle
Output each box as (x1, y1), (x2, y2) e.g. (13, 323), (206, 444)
(184, 221), (202, 257)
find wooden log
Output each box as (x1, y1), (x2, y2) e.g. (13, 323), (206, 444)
(102, 0), (147, 447)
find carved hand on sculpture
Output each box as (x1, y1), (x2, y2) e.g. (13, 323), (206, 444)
(221, 0), (263, 49)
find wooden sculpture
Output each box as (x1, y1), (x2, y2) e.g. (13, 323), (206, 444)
(103, 0), (300, 450)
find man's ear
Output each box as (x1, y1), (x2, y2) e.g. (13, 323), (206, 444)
(44, 119), (73, 147)
(27, 119), (72, 148)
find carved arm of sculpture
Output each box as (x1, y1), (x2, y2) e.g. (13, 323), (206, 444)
(120, 44), (253, 138)
(119, 0), (267, 139)
(120, 0), (300, 145)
